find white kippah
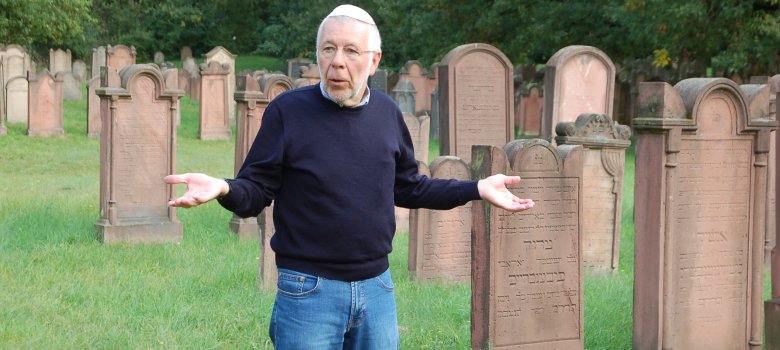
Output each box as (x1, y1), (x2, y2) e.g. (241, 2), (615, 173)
(327, 4), (375, 25)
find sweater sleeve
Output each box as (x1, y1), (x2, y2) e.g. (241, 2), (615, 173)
(392, 112), (481, 209)
(217, 102), (284, 217)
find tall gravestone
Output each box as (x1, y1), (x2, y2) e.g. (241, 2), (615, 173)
(204, 46), (236, 121)
(394, 112), (431, 233)
(230, 74), (294, 238)
(27, 70), (64, 137)
(544, 45), (628, 273)
(437, 43), (514, 163)
(408, 156), (472, 283)
(198, 61), (231, 140)
(471, 140), (584, 350)
(91, 46), (106, 79)
(86, 77), (101, 137)
(633, 79), (774, 350)
(543, 45), (615, 141)
(94, 64), (184, 243)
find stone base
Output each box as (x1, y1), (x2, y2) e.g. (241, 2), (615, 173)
(229, 216), (260, 240)
(768, 299), (780, 350)
(28, 127), (64, 137)
(95, 219), (182, 244)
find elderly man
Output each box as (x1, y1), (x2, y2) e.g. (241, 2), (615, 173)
(165, 4), (534, 349)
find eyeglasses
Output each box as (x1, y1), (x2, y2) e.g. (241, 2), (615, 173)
(318, 45), (375, 60)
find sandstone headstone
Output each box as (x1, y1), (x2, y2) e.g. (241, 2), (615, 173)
(398, 60), (433, 113)
(94, 64), (183, 243)
(198, 61), (231, 140)
(393, 79), (416, 115)
(368, 68), (387, 93)
(517, 85), (543, 136)
(72, 60), (87, 83)
(543, 45), (615, 141)
(293, 64), (320, 88)
(204, 46), (236, 121)
(555, 113), (630, 273)
(633, 79), (773, 350)
(437, 43), (514, 162)
(258, 202), (277, 289)
(287, 58), (312, 79)
(91, 46), (106, 79)
(62, 72), (82, 100)
(471, 140), (584, 350)
(766, 74), (780, 350)
(180, 46), (192, 62)
(182, 57), (199, 77)
(408, 156), (472, 283)
(6, 76), (29, 124)
(105, 45), (136, 75)
(48, 48), (71, 74)
(27, 70), (64, 137)
(86, 77), (101, 137)
(177, 69), (191, 98)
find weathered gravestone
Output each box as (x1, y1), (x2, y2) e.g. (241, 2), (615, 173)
(6, 76), (29, 124)
(767, 75), (780, 350)
(287, 58), (312, 79)
(27, 70), (64, 137)
(94, 64), (184, 243)
(198, 61), (231, 140)
(180, 46), (192, 62)
(437, 43), (514, 163)
(632, 79), (774, 350)
(408, 156), (472, 283)
(543, 45), (615, 141)
(517, 85), (543, 136)
(153, 51), (164, 65)
(48, 48), (71, 75)
(105, 45), (136, 74)
(205, 46), (236, 121)
(293, 64), (320, 88)
(230, 74), (294, 238)
(471, 140), (584, 350)
(72, 60), (87, 83)
(398, 60), (433, 114)
(91, 46), (106, 79)
(555, 114), (630, 273)
(368, 68), (387, 93)
(62, 72), (82, 101)
(544, 45), (628, 273)
(86, 77), (101, 137)
(393, 79), (416, 115)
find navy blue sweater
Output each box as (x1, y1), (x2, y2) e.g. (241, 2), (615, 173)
(218, 85), (480, 281)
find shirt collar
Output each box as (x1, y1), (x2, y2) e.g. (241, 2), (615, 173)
(319, 82), (371, 107)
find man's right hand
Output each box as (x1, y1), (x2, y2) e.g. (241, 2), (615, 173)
(164, 173), (230, 208)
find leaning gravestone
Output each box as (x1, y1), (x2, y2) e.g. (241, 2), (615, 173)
(471, 140), (584, 350)
(94, 64), (184, 243)
(543, 45), (615, 141)
(437, 43), (514, 163)
(633, 79), (774, 350)
(27, 70), (64, 137)
(408, 156), (472, 283)
(230, 74), (294, 237)
(198, 61), (231, 140)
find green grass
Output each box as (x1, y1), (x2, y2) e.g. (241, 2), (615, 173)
(0, 84), (774, 349)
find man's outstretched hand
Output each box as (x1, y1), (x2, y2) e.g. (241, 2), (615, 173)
(477, 174), (535, 212)
(164, 173), (230, 208)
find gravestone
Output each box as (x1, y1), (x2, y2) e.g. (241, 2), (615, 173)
(94, 64), (184, 243)
(182, 57), (199, 76)
(471, 140), (584, 350)
(393, 79), (416, 115)
(286, 58), (312, 79)
(368, 68), (387, 93)
(48, 48), (71, 74)
(517, 85), (543, 136)
(91, 46), (106, 79)
(189, 71), (201, 101)
(258, 202), (277, 289)
(293, 64), (320, 88)
(230, 74), (293, 237)
(633, 79), (774, 350)
(430, 88), (439, 142)
(6, 76), (28, 124)
(766, 74), (780, 350)
(394, 113), (431, 233)
(543, 45), (615, 141)
(180, 46), (192, 61)
(105, 45), (136, 75)
(62, 72), (82, 100)
(398, 60), (432, 113)
(555, 113), (630, 273)
(0, 61), (4, 135)
(27, 70), (64, 137)
(177, 69), (192, 98)
(72, 60), (87, 83)
(153, 51), (164, 65)
(198, 61), (231, 140)
(437, 43), (514, 163)
(86, 77), (101, 137)
(408, 156), (472, 283)
(204, 46), (236, 121)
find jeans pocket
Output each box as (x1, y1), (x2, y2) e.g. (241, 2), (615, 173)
(277, 269), (320, 298)
(374, 269), (394, 291)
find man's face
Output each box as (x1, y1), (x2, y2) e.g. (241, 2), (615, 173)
(317, 18), (381, 107)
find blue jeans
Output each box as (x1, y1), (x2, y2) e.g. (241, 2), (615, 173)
(269, 268), (399, 350)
